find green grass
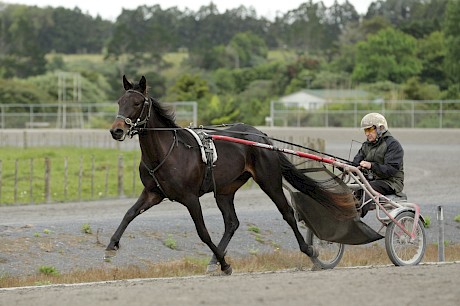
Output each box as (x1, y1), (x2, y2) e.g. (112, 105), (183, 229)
(38, 266), (59, 276)
(0, 147), (142, 205)
(163, 234), (177, 250)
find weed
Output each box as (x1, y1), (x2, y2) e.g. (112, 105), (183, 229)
(248, 225), (260, 233)
(255, 234), (265, 244)
(43, 229), (51, 235)
(34, 232), (41, 237)
(249, 247), (259, 255)
(271, 241), (281, 250)
(163, 235), (177, 250)
(454, 215), (460, 223)
(424, 216), (431, 228)
(38, 266), (59, 276)
(81, 223), (92, 234)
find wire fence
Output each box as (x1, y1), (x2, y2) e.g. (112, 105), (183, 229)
(0, 129), (325, 206)
(269, 100), (460, 128)
(0, 154), (141, 206)
(0, 101), (197, 129)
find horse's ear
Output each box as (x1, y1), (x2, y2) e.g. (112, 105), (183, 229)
(139, 76), (147, 94)
(123, 75), (133, 91)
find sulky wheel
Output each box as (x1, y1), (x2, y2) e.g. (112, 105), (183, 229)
(385, 211), (426, 266)
(305, 228), (345, 269)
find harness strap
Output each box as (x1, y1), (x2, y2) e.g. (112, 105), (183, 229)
(116, 89), (151, 138)
(141, 132), (177, 199)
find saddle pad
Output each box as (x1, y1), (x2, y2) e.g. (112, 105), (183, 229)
(184, 128), (217, 164)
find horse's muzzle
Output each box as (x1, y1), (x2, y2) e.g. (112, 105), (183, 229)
(110, 119), (128, 141)
(110, 127), (126, 141)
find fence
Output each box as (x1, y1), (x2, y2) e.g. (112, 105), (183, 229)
(0, 131), (325, 206)
(0, 153), (142, 205)
(0, 101), (198, 129)
(269, 100), (460, 128)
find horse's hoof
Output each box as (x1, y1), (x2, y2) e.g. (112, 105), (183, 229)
(309, 245), (319, 258)
(206, 264), (219, 274)
(222, 265), (232, 275)
(104, 249), (117, 261)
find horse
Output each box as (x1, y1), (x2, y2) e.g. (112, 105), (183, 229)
(107, 75), (357, 274)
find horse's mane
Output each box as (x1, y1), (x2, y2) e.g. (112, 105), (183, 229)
(150, 97), (178, 128)
(129, 82), (178, 129)
(146, 96), (199, 145)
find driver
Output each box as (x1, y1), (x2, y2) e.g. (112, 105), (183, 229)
(352, 113), (405, 217)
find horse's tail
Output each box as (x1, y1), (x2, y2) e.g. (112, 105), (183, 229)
(278, 153), (357, 220)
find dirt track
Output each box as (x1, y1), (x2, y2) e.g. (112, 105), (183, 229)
(1, 127), (460, 305)
(1, 263), (459, 306)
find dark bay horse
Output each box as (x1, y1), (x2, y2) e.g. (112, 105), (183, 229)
(107, 75), (356, 274)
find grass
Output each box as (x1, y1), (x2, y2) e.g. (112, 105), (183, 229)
(0, 147), (142, 205)
(163, 235), (177, 250)
(81, 223), (93, 234)
(1, 243), (459, 289)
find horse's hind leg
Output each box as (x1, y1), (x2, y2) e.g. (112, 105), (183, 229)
(105, 189), (163, 258)
(207, 193), (239, 273)
(256, 182), (317, 258)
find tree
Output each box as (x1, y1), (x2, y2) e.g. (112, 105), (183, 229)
(444, 0), (460, 84)
(228, 32), (268, 68)
(417, 31), (448, 89)
(352, 28), (422, 83)
(0, 78), (53, 105)
(402, 76), (441, 100)
(274, 1), (328, 52)
(0, 5), (47, 77)
(169, 74), (209, 102)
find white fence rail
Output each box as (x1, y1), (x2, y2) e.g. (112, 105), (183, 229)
(269, 100), (460, 128)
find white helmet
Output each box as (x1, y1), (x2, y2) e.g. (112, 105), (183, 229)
(360, 112), (388, 135)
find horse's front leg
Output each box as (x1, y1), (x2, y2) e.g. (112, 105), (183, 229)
(105, 189), (163, 258)
(185, 197), (232, 275)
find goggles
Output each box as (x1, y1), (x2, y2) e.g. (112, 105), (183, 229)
(364, 126), (376, 133)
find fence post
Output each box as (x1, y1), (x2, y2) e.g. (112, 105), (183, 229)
(44, 158), (51, 203)
(91, 155), (95, 199)
(23, 131), (28, 149)
(30, 159), (34, 204)
(0, 160), (2, 204)
(14, 159), (18, 204)
(64, 157), (68, 201)
(437, 205), (445, 262)
(78, 156), (83, 201)
(118, 155), (124, 198)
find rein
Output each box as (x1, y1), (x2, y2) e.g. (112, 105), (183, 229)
(138, 124), (353, 164)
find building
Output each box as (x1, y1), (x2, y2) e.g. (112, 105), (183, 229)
(279, 89), (371, 110)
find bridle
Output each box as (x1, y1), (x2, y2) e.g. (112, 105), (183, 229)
(115, 89), (151, 139)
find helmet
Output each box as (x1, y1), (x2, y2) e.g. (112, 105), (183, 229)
(360, 113), (388, 134)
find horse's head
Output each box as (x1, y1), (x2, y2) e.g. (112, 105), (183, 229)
(110, 75), (151, 141)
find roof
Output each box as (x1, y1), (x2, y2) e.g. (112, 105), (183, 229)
(278, 89), (372, 108)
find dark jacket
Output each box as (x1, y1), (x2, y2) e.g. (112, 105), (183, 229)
(352, 131), (404, 193)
